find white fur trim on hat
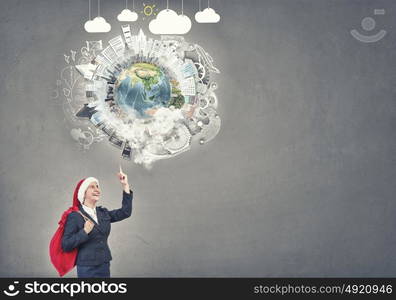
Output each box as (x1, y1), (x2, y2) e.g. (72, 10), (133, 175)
(78, 177), (99, 204)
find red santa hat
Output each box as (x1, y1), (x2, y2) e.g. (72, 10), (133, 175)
(75, 177), (100, 205)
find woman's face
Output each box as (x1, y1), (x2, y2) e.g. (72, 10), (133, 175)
(84, 181), (101, 204)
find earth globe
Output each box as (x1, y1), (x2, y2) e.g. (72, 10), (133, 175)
(115, 63), (172, 118)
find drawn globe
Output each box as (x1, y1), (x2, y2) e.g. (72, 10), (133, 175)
(115, 63), (171, 118)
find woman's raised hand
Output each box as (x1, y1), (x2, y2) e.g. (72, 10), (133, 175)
(118, 165), (130, 192)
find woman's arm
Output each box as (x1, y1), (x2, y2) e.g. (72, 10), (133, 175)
(61, 213), (90, 252)
(107, 167), (133, 223)
(107, 190), (133, 223)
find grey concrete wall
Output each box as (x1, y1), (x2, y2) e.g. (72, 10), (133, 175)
(0, 0), (395, 277)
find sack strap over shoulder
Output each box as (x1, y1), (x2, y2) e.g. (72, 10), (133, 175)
(76, 210), (90, 222)
(76, 209), (104, 234)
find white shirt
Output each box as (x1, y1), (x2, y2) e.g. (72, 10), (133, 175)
(82, 204), (98, 224)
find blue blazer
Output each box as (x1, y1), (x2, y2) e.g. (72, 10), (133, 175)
(62, 190), (133, 266)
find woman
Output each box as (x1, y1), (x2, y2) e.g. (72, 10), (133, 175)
(61, 168), (133, 278)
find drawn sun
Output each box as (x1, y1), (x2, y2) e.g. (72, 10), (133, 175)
(140, 3), (158, 20)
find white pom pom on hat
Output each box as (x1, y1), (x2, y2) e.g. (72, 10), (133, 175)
(77, 177), (99, 204)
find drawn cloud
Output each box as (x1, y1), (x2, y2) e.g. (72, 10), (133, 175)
(149, 9), (191, 35)
(84, 17), (111, 33)
(195, 8), (220, 23)
(117, 9), (138, 22)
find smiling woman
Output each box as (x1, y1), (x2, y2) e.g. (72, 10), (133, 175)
(84, 181), (101, 206)
(60, 168), (134, 278)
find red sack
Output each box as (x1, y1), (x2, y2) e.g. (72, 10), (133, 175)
(49, 179), (85, 277)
